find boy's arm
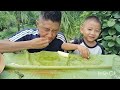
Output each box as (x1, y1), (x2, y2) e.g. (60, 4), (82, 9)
(61, 43), (90, 59)
(0, 38), (49, 53)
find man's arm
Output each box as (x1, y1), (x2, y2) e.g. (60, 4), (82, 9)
(0, 38), (49, 53)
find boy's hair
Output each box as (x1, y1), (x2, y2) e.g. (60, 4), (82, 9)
(84, 16), (102, 27)
(40, 11), (62, 23)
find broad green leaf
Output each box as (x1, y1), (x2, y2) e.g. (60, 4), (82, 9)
(115, 24), (120, 32)
(104, 36), (113, 40)
(108, 41), (115, 47)
(112, 35), (117, 41)
(105, 48), (109, 51)
(115, 43), (120, 47)
(118, 19), (120, 22)
(26, 51), (103, 66)
(101, 30), (108, 36)
(101, 41), (108, 47)
(116, 37), (120, 45)
(107, 19), (116, 27)
(108, 29), (116, 35)
(112, 12), (120, 19)
(112, 49), (118, 54)
(102, 23), (108, 29)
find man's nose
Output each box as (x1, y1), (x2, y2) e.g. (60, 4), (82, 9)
(47, 31), (53, 38)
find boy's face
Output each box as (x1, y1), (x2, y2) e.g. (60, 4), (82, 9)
(36, 19), (60, 43)
(80, 20), (101, 42)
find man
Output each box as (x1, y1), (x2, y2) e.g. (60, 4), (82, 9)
(0, 11), (67, 53)
(0, 11), (67, 72)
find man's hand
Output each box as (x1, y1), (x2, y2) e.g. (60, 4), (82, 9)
(77, 45), (90, 59)
(30, 37), (49, 49)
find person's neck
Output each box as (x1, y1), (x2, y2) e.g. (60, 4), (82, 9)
(83, 38), (97, 47)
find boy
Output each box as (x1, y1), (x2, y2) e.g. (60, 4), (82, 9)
(62, 16), (104, 59)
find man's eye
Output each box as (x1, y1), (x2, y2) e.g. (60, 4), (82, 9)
(45, 28), (50, 32)
(53, 30), (58, 32)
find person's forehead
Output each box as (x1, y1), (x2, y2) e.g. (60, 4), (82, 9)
(84, 20), (101, 27)
(38, 19), (60, 29)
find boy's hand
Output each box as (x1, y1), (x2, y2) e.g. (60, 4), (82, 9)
(29, 37), (49, 49)
(77, 45), (90, 59)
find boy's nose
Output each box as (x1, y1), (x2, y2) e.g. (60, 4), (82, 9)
(91, 31), (95, 35)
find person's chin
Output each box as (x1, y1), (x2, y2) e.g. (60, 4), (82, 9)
(48, 39), (52, 43)
(87, 39), (95, 42)
(88, 37), (96, 41)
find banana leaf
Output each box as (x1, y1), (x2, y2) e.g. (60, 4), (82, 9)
(0, 51), (117, 79)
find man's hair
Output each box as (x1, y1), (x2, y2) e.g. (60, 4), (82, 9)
(84, 16), (102, 27)
(40, 11), (62, 23)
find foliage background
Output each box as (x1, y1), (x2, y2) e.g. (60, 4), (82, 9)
(0, 11), (120, 55)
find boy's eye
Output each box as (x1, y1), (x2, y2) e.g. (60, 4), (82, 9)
(95, 30), (100, 33)
(88, 29), (92, 31)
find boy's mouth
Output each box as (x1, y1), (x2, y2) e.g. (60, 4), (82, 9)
(89, 36), (95, 39)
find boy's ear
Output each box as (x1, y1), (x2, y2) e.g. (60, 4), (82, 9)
(99, 30), (102, 36)
(80, 25), (83, 34)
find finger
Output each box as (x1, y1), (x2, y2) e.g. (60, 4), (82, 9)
(40, 37), (49, 41)
(40, 38), (49, 44)
(42, 43), (49, 48)
(86, 48), (90, 58)
(85, 49), (90, 59)
(81, 49), (89, 59)
(80, 50), (87, 59)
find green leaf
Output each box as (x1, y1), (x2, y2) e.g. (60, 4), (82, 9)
(116, 37), (120, 45)
(108, 29), (116, 35)
(101, 30), (108, 36)
(101, 41), (108, 47)
(115, 24), (120, 32)
(105, 48), (109, 51)
(104, 36), (113, 40)
(118, 19), (120, 22)
(112, 12), (120, 19)
(102, 23), (108, 29)
(112, 35), (117, 41)
(107, 19), (116, 27)
(112, 49), (118, 54)
(108, 41), (115, 47)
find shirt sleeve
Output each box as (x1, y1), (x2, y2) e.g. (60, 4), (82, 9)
(8, 29), (31, 42)
(56, 32), (67, 52)
(56, 32), (67, 43)
(98, 43), (105, 55)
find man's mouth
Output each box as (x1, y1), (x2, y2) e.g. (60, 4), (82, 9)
(48, 39), (53, 43)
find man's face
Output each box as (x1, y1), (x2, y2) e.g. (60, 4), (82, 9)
(36, 19), (60, 43)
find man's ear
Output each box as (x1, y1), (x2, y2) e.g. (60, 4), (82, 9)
(36, 20), (39, 27)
